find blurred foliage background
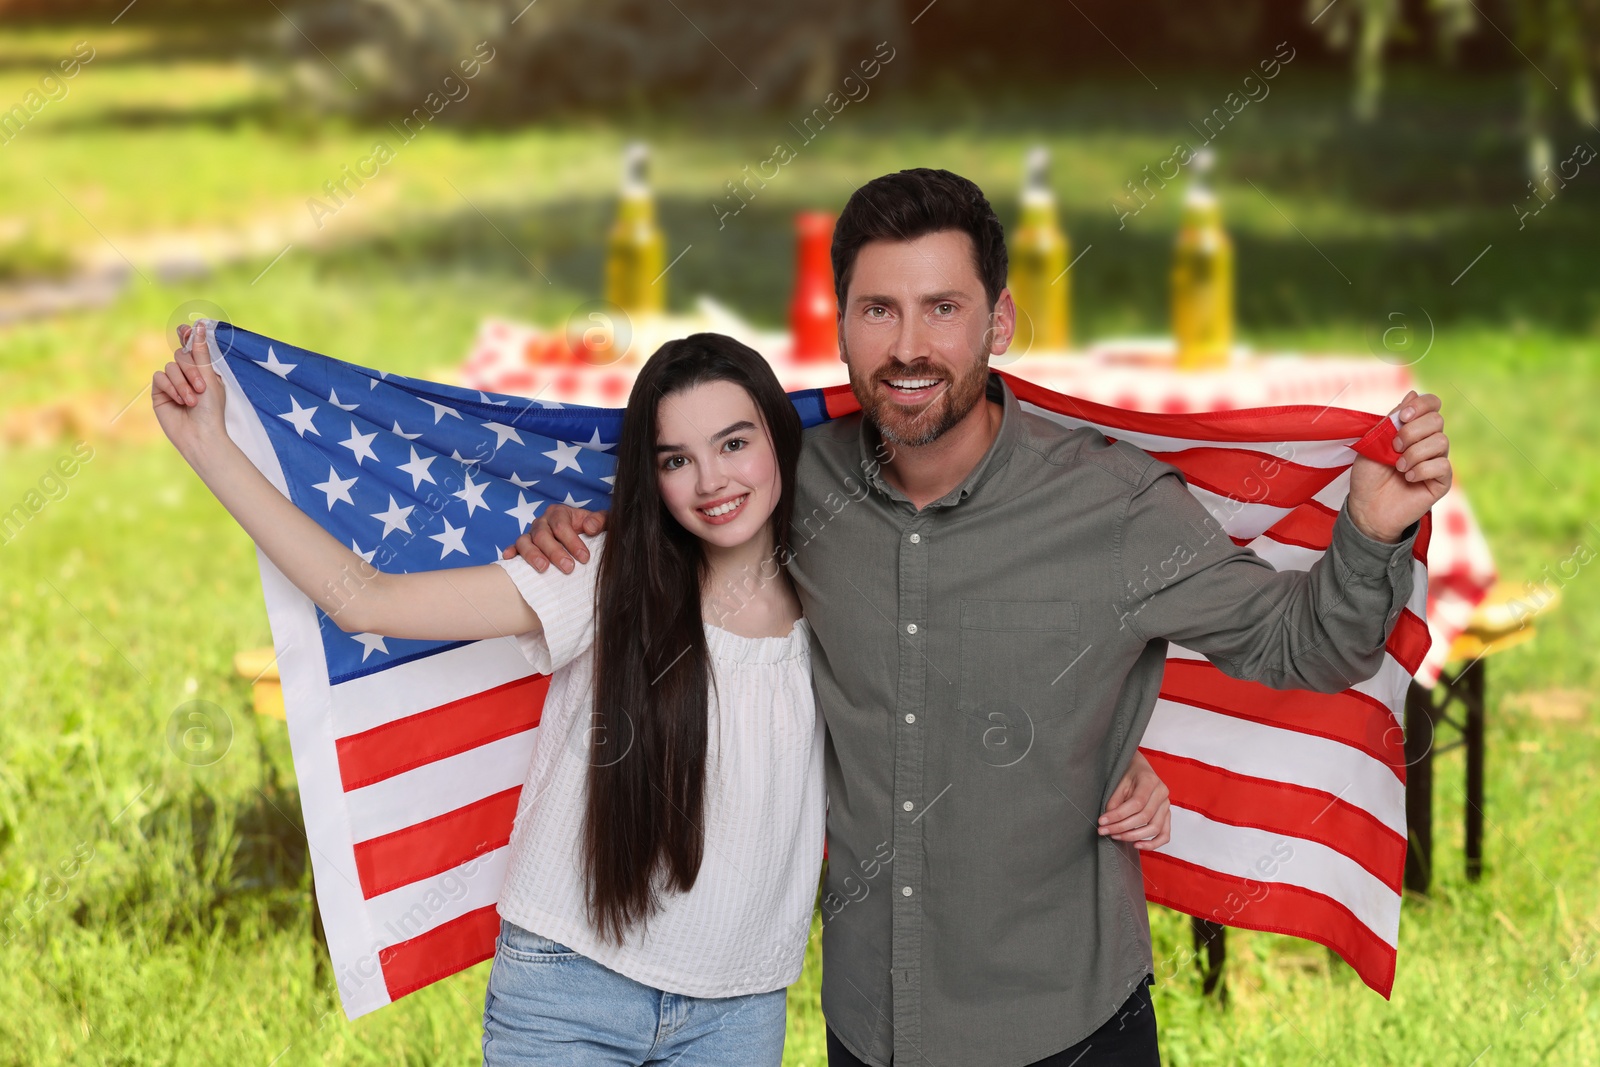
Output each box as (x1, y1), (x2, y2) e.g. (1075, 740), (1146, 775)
(2, 1), (1599, 1064)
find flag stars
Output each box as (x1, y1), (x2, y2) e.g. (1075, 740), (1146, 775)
(421, 398), (462, 425)
(370, 495), (415, 537)
(543, 440), (584, 474)
(508, 471), (539, 489)
(254, 346), (297, 379)
(561, 492), (592, 509)
(311, 467), (358, 510)
(328, 389), (359, 412)
(479, 390), (511, 407)
(484, 421), (525, 449)
(391, 421), (421, 441)
(453, 471), (491, 516)
(278, 396), (321, 438)
(429, 518), (470, 559)
(506, 491), (542, 528)
(397, 446), (438, 490)
(350, 539), (376, 564)
(340, 423), (380, 466)
(582, 428), (616, 452)
(351, 632), (390, 662)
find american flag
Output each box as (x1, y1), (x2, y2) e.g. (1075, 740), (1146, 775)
(207, 320), (1429, 1018)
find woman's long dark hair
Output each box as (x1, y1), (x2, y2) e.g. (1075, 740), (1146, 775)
(583, 332), (803, 944)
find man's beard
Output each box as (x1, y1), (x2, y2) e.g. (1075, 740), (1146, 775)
(846, 344), (991, 447)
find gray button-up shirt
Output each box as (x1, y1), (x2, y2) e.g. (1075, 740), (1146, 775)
(787, 374), (1418, 1067)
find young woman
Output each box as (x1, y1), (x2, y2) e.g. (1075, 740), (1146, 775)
(153, 324), (1168, 1066)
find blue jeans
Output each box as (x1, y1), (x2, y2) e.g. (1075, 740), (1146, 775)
(481, 919), (788, 1066)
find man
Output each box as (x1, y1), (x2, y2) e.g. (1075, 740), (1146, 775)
(507, 169), (1451, 1066)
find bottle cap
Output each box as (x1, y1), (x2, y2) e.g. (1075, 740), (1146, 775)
(1023, 145), (1053, 207)
(622, 142), (650, 198)
(1184, 148), (1217, 209)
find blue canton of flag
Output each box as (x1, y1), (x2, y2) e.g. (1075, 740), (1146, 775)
(213, 321), (624, 684)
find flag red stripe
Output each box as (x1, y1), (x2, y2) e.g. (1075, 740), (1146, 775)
(1000, 372), (1389, 442)
(1142, 446), (1343, 509)
(335, 673), (548, 792)
(1245, 506), (1434, 567)
(379, 904), (501, 1002)
(1158, 659), (1404, 774)
(1140, 750), (1406, 891)
(1259, 500), (1339, 550)
(353, 787), (520, 899)
(822, 385), (860, 419)
(1350, 411), (1403, 466)
(1386, 607), (1430, 675)
(1142, 851), (1396, 997)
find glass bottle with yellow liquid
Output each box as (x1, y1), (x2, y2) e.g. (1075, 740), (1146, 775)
(1007, 146), (1070, 354)
(1171, 149), (1234, 368)
(604, 142), (665, 316)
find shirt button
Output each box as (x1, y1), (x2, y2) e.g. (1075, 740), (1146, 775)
(905, 713), (915, 724)
(902, 801), (914, 811)
(909, 533), (921, 544)
(901, 886), (913, 897)
(906, 623), (918, 635)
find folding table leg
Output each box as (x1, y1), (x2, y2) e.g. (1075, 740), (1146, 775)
(1403, 681), (1434, 894)
(1191, 916), (1227, 1001)
(1464, 658), (1485, 881)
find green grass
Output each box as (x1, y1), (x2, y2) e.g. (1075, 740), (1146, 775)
(3, 18), (1600, 1067)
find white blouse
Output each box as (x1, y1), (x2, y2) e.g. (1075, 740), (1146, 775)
(490, 533), (825, 997)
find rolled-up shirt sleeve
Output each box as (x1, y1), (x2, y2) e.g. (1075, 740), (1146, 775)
(490, 532), (604, 674)
(1117, 460), (1420, 693)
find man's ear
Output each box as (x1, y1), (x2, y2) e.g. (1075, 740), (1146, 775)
(985, 288), (1017, 357)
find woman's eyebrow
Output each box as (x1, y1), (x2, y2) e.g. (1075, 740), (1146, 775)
(710, 420), (757, 442)
(655, 420), (757, 452)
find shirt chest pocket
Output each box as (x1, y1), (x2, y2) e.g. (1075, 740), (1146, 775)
(958, 600), (1081, 765)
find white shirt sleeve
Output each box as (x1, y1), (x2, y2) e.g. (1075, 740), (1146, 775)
(490, 532), (605, 674)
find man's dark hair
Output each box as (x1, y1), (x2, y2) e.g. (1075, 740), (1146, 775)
(831, 168), (1008, 311)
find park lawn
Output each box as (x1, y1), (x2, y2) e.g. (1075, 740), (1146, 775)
(2, 261), (1598, 1063)
(4, 18), (1600, 1067)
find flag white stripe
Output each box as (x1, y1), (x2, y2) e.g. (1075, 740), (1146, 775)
(1018, 402), (1364, 468)
(1141, 701), (1406, 835)
(1406, 557), (1429, 618)
(1159, 807), (1401, 946)
(1187, 486), (1295, 540)
(1313, 468), (1353, 509)
(1350, 654), (1412, 719)
(344, 730), (541, 842)
(329, 635), (537, 738)
(362, 846), (511, 952)
(1245, 537), (1322, 574)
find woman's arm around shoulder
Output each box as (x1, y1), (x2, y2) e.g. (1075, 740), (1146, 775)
(153, 322), (545, 644)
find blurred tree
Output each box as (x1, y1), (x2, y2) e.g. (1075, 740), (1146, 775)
(0, 0), (240, 15)
(282, 0), (906, 121)
(1310, 0), (1476, 121)
(1311, 0), (1600, 178)
(1514, 0), (1599, 178)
